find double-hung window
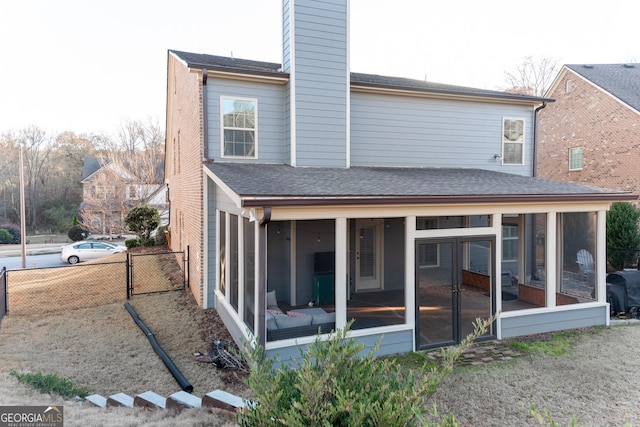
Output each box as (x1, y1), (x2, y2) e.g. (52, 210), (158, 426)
(502, 118), (524, 165)
(569, 147), (583, 171)
(221, 97), (257, 158)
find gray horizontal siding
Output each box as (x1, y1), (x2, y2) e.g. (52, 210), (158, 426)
(500, 305), (608, 338)
(291, 0), (347, 167)
(350, 92), (534, 175)
(207, 79), (285, 163)
(267, 329), (414, 367)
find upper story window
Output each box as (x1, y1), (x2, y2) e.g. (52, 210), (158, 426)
(569, 147), (583, 171)
(221, 97), (257, 158)
(502, 118), (524, 165)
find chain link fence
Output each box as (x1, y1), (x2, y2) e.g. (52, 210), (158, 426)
(6, 261), (127, 315)
(127, 250), (188, 297)
(4, 249), (188, 316)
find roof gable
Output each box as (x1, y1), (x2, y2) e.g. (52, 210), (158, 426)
(565, 64), (640, 111)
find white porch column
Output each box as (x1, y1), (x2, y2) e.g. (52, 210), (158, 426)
(335, 217), (348, 329)
(546, 212), (557, 307)
(596, 210), (607, 303)
(405, 215), (416, 332)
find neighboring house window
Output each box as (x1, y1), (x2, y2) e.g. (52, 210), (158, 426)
(221, 97), (257, 158)
(569, 147), (583, 171)
(128, 185), (138, 200)
(502, 118), (524, 165)
(94, 185), (106, 199)
(502, 224), (518, 262)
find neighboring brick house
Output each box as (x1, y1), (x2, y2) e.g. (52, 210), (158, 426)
(164, 0), (634, 362)
(538, 64), (640, 203)
(80, 157), (167, 235)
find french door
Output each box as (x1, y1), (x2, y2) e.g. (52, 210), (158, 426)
(416, 237), (495, 349)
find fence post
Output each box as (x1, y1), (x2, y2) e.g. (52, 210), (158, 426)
(0, 267), (6, 319)
(126, 253), (131, 299)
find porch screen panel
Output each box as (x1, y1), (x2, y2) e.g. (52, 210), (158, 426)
(243, 217), (255, 333)
(229, 214), (239, 311)
(219, 212), (226, 296)
(560, 212), (596, 304)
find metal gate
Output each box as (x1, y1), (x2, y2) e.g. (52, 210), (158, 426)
(127, 247), (189, 298)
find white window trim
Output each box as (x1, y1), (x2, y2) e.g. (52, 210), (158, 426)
(220, 96), (258, 159)
(501, 117), (525, 166)
(569, 147), (583, 171)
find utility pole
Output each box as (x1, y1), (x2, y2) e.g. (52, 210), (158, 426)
(19, 146), (26, 268)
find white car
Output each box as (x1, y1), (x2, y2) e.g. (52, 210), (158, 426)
(60, 241), (127, 264)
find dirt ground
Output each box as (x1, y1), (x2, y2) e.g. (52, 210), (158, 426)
(0, 289), (250, 426)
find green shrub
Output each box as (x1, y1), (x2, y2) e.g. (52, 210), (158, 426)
(0, 229), (12, 244)
(9, 371), (92, 399)
(607, 201), (640, 270)
(125, 206), (160, 246)
(0, 223), (20, 243)
(125, 238), (141, 249)
(237, 318), (491, 427)
(67, 224), (89, 241)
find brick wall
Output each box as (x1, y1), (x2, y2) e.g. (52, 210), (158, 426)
(538, 71), (640, 203)
(166, 56), (205, 306)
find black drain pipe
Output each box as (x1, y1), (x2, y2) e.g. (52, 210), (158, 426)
(124, 302), (193, 393)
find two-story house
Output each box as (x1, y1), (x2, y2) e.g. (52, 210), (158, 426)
(164, 0), (634, 363)
(80, 157), (167, 234)
(538, 64), (640, 203)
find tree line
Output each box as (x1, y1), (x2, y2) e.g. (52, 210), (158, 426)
(0, 118), (164, 235)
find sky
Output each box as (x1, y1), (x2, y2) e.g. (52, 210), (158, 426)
(1, 0), (639, 137)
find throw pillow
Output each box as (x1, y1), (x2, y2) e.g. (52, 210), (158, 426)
(266, 290), (278, 308)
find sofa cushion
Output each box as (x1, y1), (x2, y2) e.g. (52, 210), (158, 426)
(275, 313), (312, 329)
(266, 309), (285, 331)
(312, 312), (336, 325)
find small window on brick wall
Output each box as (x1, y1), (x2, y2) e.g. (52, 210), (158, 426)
(569, 147), (583, 171)
(566, 80), (575, 93)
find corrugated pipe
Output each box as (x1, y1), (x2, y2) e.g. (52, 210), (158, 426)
(124, 301), (194, 393)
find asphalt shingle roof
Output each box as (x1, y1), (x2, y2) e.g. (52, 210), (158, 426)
(169, 50), (549, 103)
(206, 163), (632, 206)
(566, 64), (640, 111)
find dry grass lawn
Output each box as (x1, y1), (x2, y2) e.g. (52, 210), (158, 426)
(0, 249), (250, 426)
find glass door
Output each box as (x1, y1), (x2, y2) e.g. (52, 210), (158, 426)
(416, 237), (495, 349)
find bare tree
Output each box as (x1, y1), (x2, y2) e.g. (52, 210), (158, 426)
(51, 132), (96, 203)
(504, 56), (560, 97)
(79, 118), (165, 234)
(18, 126), (54, 228)
(0, 132), (20, 223)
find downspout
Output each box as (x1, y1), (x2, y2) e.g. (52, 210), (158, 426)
(202, 69), (212, 163)
(532, 101), (547, 177)
(257, 207), (272, 347)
